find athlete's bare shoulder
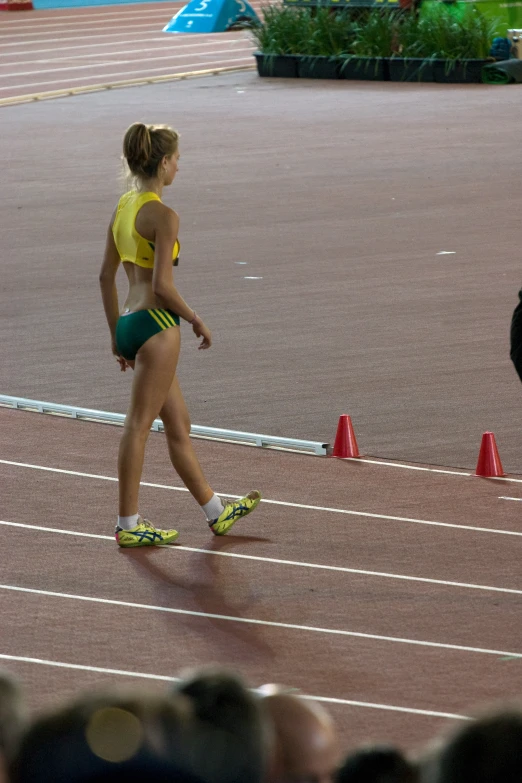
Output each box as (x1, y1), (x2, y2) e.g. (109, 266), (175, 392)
(136, 199), (178, 238)
(157, 201), (179, 221)
(143, 199), (178, 220)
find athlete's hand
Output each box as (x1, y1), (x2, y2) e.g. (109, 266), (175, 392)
(111, 337), (130, 371)
(192, 318), (212, 350)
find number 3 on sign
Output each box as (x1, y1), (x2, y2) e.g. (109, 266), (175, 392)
(236, 0), (246, 10)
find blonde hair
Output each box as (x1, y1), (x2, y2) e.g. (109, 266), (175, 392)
(122, 123), (179, 181)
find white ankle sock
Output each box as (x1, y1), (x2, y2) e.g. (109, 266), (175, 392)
(201, 493), (225, 522)
(117, 513), (140, 530)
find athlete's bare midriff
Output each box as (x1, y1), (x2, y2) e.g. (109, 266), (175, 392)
(117, 200), (179, 314)
(121, 262), (169, 313)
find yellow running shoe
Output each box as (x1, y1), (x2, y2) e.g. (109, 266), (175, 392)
(115, 517), (179, 548)
(209, 491), (261, 536)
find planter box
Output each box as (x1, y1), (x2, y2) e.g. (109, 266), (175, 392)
(432, 59), (491, 83)
(254, 53), (299, 78)
(254, 52), (490, 82)
(389, 57), (436, 82)
(338, 57), (389, 81)
(298, 56), (341, 79)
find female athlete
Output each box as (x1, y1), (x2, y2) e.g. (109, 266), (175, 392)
(99, 122), (260, 548)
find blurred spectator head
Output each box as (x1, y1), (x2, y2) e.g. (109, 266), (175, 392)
(11, 688), (203, 783)
(429, 706), (522, 783)
(0, 670), (27, 781)
(174, 666), (271, 783)
(336, 745), (418, 783)
(261, 688), (340, 783)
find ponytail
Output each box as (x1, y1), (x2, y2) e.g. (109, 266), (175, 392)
(122, 122), (179, 181)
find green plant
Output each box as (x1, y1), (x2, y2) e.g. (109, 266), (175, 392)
(455, 4), (498, 58)
(251, 1), (498, 64)
(410, 3), (498, 61)
(307, 6), (357, 56)
(251, 4), (313, 54)
(351, 9), (401, 57)
(393, 8), (426, 58)
(251, 2), (357, 56)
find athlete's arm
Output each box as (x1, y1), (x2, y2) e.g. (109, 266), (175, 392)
(99, 215), (121, 345)
(152, 206), (212, 349)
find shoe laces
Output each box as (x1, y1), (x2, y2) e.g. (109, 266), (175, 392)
(221, 491), (259, 507)
(140, 518), (158, 531)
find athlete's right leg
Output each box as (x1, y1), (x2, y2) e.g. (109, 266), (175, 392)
(160, 376), (261, 536)
(118, 327), (180, 519)
(159, 375), (214, 505)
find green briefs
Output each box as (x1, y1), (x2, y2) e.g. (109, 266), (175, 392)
(115, 308), (180, 361)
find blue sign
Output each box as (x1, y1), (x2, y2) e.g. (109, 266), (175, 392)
(163, 0), (259, 33)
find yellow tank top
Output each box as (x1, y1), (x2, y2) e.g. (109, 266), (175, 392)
(112, 190), (180, 269)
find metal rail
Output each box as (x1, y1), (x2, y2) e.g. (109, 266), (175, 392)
(0, 395), (328, 456)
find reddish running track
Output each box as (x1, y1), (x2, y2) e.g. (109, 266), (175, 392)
(1, 406), (522, 754)
(0, 2), (257, 103)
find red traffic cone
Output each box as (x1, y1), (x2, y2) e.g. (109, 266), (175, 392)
(332, 415), (360, 458)
(475, 432), (504, 477)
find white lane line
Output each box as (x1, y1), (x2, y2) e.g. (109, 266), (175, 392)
(0, 39), (246, 60)
(2, 9), (179, 26)
(338, 457), (522, 483)
(0, 38), (177, 56)
(340, 457), (471, 477)
(1, 520), (112, 541)
(0, 653), (467, 720)
(1, 583), (520, 659)
(0, 56), (253, 93)
(0, 653), (177, 682)
(0, 23), (168, 40)
(1, 19), (171, 34)
(300, 694), (468, 721)
(2, 7), (189, 31)
(1, 459), (519, 538)
(500, 496), (522, 502)
(0, 46), (253, 79)
(0, 30), (195, 47)
(0, 28), (240, 48)
(2, 519), (521, 597)
(1, 4), (179, 16)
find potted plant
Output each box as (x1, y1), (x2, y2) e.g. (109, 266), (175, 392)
(252, 4), (312, 77)
(390, 3), (497, 83)
(298, 6), (357, 79)
(388, 9), (438, 81)
(339, 9), (396, 80)
(251, 1), (497, 82)
(432, 5), (497, 83)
